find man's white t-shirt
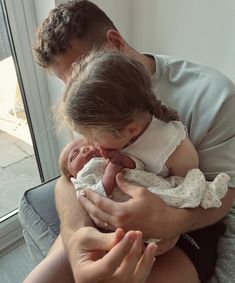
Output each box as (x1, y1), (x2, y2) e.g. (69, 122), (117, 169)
(150, 54), (235, 188)
(148, 54), (235, 282)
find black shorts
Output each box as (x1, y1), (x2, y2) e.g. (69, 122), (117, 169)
(176, 221), (226, 282)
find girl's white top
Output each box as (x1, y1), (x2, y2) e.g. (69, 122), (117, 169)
(121, 117), (187, 177)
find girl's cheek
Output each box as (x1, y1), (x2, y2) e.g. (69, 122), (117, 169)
(94, 143), (100, 149)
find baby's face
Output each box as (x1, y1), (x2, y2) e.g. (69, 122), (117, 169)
(67, 139), (101, 177)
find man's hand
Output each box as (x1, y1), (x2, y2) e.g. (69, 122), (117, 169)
(23, 228), (157, 283)
(70, 227), (157, 283)
(79, 173), (234, 239)
(79, 173), (179, 239)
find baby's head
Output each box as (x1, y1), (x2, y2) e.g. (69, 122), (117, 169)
(59, 138), (100, 178)
(58, 49), (178, 150)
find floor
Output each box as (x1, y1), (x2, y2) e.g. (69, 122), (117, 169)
(0, 241), (35, 283)
(0, 112), (41, 218)
(0, 100), (42, 283)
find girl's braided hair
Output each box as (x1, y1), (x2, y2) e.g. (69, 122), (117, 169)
(57, 49), (179, 132)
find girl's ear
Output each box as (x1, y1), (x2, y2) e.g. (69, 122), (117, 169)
(105, 30), (126, 51)
(125, 122), (142, 139)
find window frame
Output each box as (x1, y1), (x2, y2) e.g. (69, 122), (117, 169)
(3, 0), (60, 180)
(0, 0), (62, 250)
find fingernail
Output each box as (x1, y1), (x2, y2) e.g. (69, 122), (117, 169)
(124, 231), (136, 242)
(151, 244), (158, 256)
(79, 190), (86, 197)
(117, 173), (123, 180)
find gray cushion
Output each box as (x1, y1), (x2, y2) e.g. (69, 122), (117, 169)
(18, 177), (60, 263)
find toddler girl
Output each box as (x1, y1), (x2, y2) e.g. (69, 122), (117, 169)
(58, 49), (229, 212)
(60, 138), (229, 211)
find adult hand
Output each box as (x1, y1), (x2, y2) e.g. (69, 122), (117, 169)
(79, 173), (181, 239)
(71, 227), (157, 283)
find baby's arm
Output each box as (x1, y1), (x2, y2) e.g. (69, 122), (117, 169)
(101, 150), (136, 196)
(102, 162), (123, 196)
(100, 149), (136, 169)
(166, 137), (199, 177)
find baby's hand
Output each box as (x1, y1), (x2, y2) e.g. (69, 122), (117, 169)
(102, 162), (124, 196)
(99, 147), (109, 158)
(106, 162), (124, 175)
(100, 149), (123, 164)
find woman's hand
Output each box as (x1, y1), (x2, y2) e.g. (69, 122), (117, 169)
(71, 227), (157, 283)
(79, 173), (181, 239)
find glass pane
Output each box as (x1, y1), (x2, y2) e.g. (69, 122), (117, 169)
(0, 4), (41, 218)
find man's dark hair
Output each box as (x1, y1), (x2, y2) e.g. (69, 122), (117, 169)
(32, 0), (117, 68)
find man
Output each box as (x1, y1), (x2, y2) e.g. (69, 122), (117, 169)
(25, 0), (235, 282)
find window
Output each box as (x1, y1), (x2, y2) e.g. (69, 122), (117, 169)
(0, 0), (71, 251)
(0, 2), (41, 219)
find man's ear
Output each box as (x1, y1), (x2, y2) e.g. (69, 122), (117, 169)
(105, 30), (125, 51)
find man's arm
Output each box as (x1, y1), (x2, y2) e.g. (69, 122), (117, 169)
(79, 173), (235, 240)
(181, 187), (235, 232)
(55, 176), (94, 260)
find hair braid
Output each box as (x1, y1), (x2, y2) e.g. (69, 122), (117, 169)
(149, 94), (179, 122)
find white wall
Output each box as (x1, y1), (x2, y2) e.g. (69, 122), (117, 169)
(130, 0), (235, 82)
(35, 0), (235, 83)
(89, 0), (132, 41)
(55, 0), (235, 81)
(33, 0), (64, 108)
(55, 0), (132, 40)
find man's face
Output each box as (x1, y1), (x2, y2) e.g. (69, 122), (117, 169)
(51, 39), (93, 83)
(50, 31), (126, 82)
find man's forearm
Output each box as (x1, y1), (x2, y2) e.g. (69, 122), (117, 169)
(169, 188), (235, 237)
(55, 176), (94, 245)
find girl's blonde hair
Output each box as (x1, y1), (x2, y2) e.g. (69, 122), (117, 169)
(57, 49), (179, 132)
